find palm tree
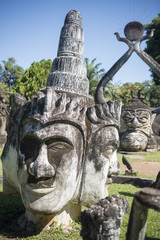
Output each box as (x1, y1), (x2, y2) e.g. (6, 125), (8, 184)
(85, 58), (105, 96)
(85, 58), (122, 101)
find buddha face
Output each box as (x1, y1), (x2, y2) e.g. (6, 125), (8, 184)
(17, 120), (84, 215)
(81, 125), (120, 206)
(92, 126), (120, 175)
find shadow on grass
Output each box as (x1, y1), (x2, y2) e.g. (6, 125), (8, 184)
(0, 192), (39, 238)
(119, 191), (135, 198)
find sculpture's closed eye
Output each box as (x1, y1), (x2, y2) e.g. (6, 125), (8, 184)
(46, 140), (74, 168)
(102, 143), (118, 159)
(47, 141), (73, 153)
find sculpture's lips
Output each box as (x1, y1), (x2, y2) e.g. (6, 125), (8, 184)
(28, 175), (54, 186)
(26, 184), (54, 195)
(26, 175), (55, 195)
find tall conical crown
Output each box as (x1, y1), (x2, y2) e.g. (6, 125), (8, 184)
(47, 10), (90, 97)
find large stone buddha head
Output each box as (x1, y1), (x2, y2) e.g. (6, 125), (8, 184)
(2, 10), (121, 230)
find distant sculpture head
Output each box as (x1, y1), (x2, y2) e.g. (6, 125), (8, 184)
(100, 20), (160, 152)
(2, 10), (121, 230)
(120, 97), (152, 151)
(0, 89), (9, 148)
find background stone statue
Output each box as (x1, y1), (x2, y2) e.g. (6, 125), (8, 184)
(119, 97), (153, 152)
(2, 10), (121, 231)
(94, 20), (160, 153)
(0, 89), (9, 148)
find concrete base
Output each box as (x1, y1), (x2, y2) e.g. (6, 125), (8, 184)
(53, 203), (81, 226)
(112, 175), (154, 188)
(18, 203), (82, 232)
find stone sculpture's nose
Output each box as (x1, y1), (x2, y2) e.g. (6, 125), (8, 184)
(132, 117), (140, 128)
(28, 144), (55, 178)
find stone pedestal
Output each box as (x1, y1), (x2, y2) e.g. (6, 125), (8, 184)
(127, 188), (160, 240)
(18, 203), (82, 232)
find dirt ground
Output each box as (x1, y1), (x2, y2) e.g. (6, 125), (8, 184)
(121, 161), (160, 177)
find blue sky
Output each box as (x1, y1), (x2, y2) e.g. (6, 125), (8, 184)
(0, 0), (159, 85)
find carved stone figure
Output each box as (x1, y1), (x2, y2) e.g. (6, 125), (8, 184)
(0, 89), (9, 148)
(3, 10), (160, 233)
(120, 97), (152, 151)
(2, 10), (121, 231)
(81, 100), (121, 206)
(81, 195), (129, 240)
(152, 112), (160, 136)
(95, 21), (160, 105)
(96, 20), (160, 152)
(126, 187), (160, 240)
(150, 108), (160, 149)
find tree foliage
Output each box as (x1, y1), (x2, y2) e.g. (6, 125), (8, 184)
(85, 58), (105, 96)
(147, 83), (160, 107)
(104, 83), (121, 101)
(104, 81), (153, 106)
(145, 13), (160, 84)
(0, 58), (24, 90)
(119, 82), (150, 105)
(0, 82), (9, 104)
(2, 54), (159, 108)
(12, 59), (52, 99)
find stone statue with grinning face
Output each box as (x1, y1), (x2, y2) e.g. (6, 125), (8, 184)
(120, 97), (152, 152)
(2, 10), (121, 231)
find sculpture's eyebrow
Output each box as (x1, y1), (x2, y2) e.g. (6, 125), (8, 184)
(45, 137), (73, 147)
(20, 134), (73, 147)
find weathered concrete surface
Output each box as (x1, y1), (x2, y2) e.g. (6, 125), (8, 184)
(0, 90), (9, 148)
(127, 188), (160, 240)
(120, 98), (152, 152)
(112, 175), (154, 188)
(2, 10), (122, 231)
(81, 195), (129, 240)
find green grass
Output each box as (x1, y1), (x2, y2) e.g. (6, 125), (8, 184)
(0, 183), (160, 240)
(109, 184), (160, 240)
(118, 151), (160, 163)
